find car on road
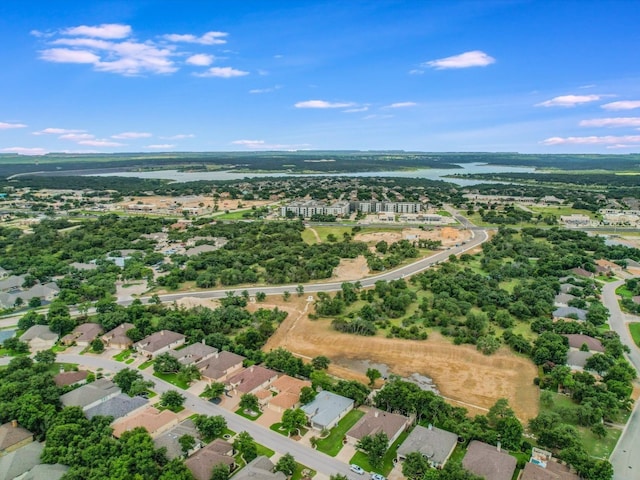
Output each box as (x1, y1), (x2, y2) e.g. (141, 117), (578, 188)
(371, 474), (386, 480)
(350, 465), (365, 475)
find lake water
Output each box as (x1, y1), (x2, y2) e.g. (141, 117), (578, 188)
(0, 329), (16, 344)
(90, 162), (536, 186)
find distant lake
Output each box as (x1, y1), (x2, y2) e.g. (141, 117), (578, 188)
(0, 329), (16, 343)
(90, 162), (536, 186)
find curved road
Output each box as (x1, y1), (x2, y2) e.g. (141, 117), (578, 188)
(602, 279), (640, 480)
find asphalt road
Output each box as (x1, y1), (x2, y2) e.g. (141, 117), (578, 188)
(57, 354), (356, 479)
(602, 279), (640, 480)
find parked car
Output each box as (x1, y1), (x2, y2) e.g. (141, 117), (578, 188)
(350, 465), (365, 475)
(371, 474), (386, 480)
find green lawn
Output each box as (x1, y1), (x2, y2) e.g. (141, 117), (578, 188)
(153, 371), (190, 389)
(529, 206), (596, 218)
(138, 360), (154, 370)
(125, 358), (134, 364)
(215, 210), (253, 220)
(628, 322), (640, 347)
(349, 430), (410, 476)
(112, 349), (131, 362)
(291, 462), (316, 480)
(315, 409), (365, 456)
(616, 285), (634, 299)
(269, 422), (308, 438)
(255, 443), (275, 458)
(235, 408), (263, 421)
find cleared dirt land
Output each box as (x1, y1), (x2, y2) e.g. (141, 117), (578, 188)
(260, 295), (540, 421)
(354, 226), (471, 246)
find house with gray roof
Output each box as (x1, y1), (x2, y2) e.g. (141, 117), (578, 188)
(101, 322), (135, 349)
(346, 407), (409, 446)
(197, 351), (245, 382)
(185, 244), (219, 257)
(0, 275), (25, 292)
(301, 391), (354, 431)
(85, 393), (148, 420)
(0, 441), (44, 480)
(61, 322), (103, 347)
(559, 284), (579, 294)
(232, 455), (285, 480)
(70, 262), (97, 271)
(185, 438), (235, 480)
(567, 350), (594, 370)
(13, 462), (69, 480)
(553, 293), (575, 307)
(154, 419), (202, 460)
(60, 378), (121, 411)
(134, 330), (186, 358)
(563, 334), (604, 352)
(397, 424), (458, 469)
(20, 325), (57, 352)
(552, 307), (587, 321)
(0, 421), (33, 456)
(462, 441), (516, 480)
(168, 341), (218, 366)
(520, 459), (580, 480)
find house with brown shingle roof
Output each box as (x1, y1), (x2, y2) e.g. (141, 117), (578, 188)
(111, 406), (179, 438)
(225, 366), (278, 396)
(101, 322), (135, 349)
(595, 259), (622, 274)
(0, 421), (33, 456)
(185, 439), (236, 480)
(570, 267), (594, 278)
(346, 408), (410, 446)
(61, 323), (103, 346)
(197, 351), (245, 382)
(133, 330), (186, 358)
(520, 460), (580, 480)
(53, 370), (89, 387)
(153, 419), (202, 460)
(563, 334), (604, 352)
(462, 441), (516, 480)
(168, 341), (218, 366)
(20, 325), (57, 352)
(264, 375), (312, 413)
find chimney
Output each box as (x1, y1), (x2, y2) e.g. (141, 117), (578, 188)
(160, 330), (164, 336)
(374, 411), (379, 418)
(497, 441), (501, 452)
(11, 420), (17, 428)
(428, 423), (433, 430)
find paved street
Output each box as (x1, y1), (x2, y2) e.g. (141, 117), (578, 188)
(602, 279), (640, 480)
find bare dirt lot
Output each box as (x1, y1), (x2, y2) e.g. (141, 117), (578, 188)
(332, 256), (370, 281)
(116, 195), (271, 211)
(354, 227), (471, 247)
(259, 296), (540, 421)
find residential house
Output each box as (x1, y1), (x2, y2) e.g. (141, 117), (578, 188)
(61, 323), (103, 347)
(134, 330), (186, 358)
(53, 370), (89, 387)
(101, 322), (135, 349)
(0, 275), (25, 291)
(197, 351), (245, 382)
(520, 460), (580, 480)
(225, 366), (278, 397)
(185, 439), (236, 480)
(345, 407), (410, 446)
(301, 391), (354, 431)
(11, 463), (69, 480)
(559, 284), (579, 294)
(0, 421), (33, 456)
(0, 442), (44, 479)
(233, 455), (286, 480)
(85, 393), (148, 421)
(19, 325), (57, 352)
(563, 334), (604, 352)
(112, 407), (180, 438)
(59, 378), (121, 411)
(154, 419), (202, 460)
(552, 307), (587, 322)
(570, 267), (594, 278)
(396, 424), (458, 469)
(265, 375), (312, 413)
(185, 244), (218, 257)
(462, 441), (517, 480)
(168, 341), (218, 366)
(553, 293), (575, 307)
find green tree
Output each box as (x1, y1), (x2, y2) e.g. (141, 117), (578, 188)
(239, 393), (259, 413)
(281, 408), (307, 435)
(193, 415), (227, 441)
(233, 431), (258, 463)
(34, 349), (56, 364)
(274, 453), (297, 477)
(299, 386), (317, 405)
(356, 432), (388, 469)
(283, 291), (291, 302)
(178, 434), (196, 455)
(113, 367), (144, 395)
(311, 355), (330, 370)
(160, 390), (186, 411)
(154, 352), (182, 373)
(202, 382), (226, 400)
(402, 451), (430, 480)
(210, 463), (230, 480)
(28, 297), (42, 309)
(91, 338), (105, 353)
(296, 285), (305, 297)
(366, 368), (382, 386)
(256, 292), (266, 302)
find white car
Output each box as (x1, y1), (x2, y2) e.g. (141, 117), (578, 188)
(371, 474), (386, 480)
(350, 465), (365, 475)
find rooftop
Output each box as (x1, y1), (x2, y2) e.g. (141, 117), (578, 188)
(563, 334), (604, 352)
(185, 439), (235, 480)
(153, 419), (201, 460)
(396, 424), (458, 466)
(85, 393), (148, 420)
(60, 378), (121, 409)
(346, 407), (408, 442)
(134, 330), (185, 353)
(0, 422), (32, 452)
(462, 441), (516, 480)
(111, 407), (179, 438)
(301, 391), (354, 428)
(226, 365), (278, 393)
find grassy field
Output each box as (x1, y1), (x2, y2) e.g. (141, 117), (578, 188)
(315, 409), (365, 456)
(628, 322), (640, 346)
(529, 206), (596, 218)
(616, 285), (633, 298)
(235, 408), (262, 421)
(138, 360), (154, 370)
(291, 462), (316, 480)
(153, 371), (190, 389)
(112, 350), (132, 361)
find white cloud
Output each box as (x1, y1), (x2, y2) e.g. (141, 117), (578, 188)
(40, 48), (100, 64)
(294, 100), (355, 109)
(606, 144), (640, 149)
(579, 117), (640, 128)
(408, 69), (424, 75)
(541, 135), (640, 145)
(160, 134), (195, 140)
(59, 133), (95, 141)
(163, 31), (228, 45)
(601, 100), (640, 111)
(186, 54), (214, 66)
(94, 42), (177, 75)
(52, 38), (113, 49)
(194, 66), (249, 78)
(63, 23), (132, 39)
(536, 94), (602, 107)
(146, 144), (175, 149)
(231, 139), (310, 150)
(0, 122), (27, 129)
(111, 131), (152, 139)
(249, 85), (281, 94)
(78, 139), (124, 147)
(386, 102), (417, 108)
(1, 147), (48, 155)
(343, 107), (369, 113)
(33, 127), (84, 135)
(424, 50), (495, 69)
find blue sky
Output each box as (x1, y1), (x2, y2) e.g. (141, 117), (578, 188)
(1, 0), (639, 155)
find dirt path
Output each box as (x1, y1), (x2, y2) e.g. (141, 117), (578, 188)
(259, 296), (540, 421)
(307, 227), (321, 243)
